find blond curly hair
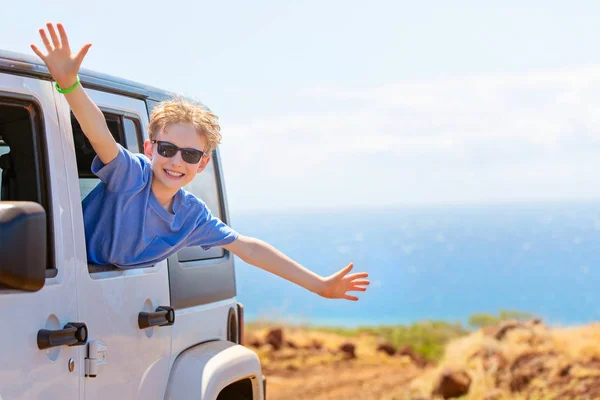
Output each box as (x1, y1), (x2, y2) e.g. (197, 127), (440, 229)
(148, 97), (221, 154)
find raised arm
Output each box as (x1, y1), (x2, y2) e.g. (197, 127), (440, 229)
(31, 23), (118, 164)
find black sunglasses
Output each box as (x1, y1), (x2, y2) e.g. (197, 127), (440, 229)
(151, 140), (206, 164)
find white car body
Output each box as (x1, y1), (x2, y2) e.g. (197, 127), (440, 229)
(0, 50), (264, 400)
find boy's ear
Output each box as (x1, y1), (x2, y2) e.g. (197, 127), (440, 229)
(196, 154), (211, 173)
(143, 139), (154, 160)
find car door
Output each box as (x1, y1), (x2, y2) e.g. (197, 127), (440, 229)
(54, 87), (172, 400)
(0, 73), (83, 399)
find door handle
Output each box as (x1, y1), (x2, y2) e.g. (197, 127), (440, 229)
(37, 322), (88, 350)
(138, 306), (175, 329)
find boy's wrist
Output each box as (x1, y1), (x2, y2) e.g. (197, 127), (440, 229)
(56, 77), (79, 91)
(312, 276), (327, 297)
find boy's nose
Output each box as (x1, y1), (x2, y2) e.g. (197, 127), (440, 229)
(171, 151), (184, 166)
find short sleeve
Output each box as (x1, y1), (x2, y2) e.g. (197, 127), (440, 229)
(187, 206), (239, 250)
(91, 144), (150, 192)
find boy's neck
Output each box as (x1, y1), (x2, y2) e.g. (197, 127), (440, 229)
(151, 180), (178, 212)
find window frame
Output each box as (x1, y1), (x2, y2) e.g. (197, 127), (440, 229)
(123, 115), (144, 153)
(97, 107), (144, 153)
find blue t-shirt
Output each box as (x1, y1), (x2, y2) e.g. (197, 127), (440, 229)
(82, 144), (238, 268)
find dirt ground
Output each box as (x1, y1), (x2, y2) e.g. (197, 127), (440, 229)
(247, 321), (600, 400)
(247, 325), (432, 399)
(265, 361), (423, 400)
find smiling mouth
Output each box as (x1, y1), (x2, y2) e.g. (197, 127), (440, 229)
(164, 169), (185, 179)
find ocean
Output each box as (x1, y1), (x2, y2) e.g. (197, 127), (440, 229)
(230, 200), (600, 328)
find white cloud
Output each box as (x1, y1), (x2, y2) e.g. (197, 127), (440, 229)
(219, 67), (600, 211)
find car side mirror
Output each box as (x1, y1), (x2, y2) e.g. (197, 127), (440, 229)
(0, 202), (46, 291)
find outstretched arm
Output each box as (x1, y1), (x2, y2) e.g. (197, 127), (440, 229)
(222, 235), (370, 301)
(31, 23), (118, 164)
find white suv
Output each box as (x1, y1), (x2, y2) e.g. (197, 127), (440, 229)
(0, 49), (265, 400)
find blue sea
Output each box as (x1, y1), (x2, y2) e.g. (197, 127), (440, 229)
(230, 200), (600, 328)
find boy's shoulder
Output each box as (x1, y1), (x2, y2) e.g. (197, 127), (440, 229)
(129, 149), (152, 167)
(88, 145), (152, 195)
(178, 188), (209, 212)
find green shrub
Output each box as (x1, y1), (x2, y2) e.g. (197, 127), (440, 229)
(468, 309), (534, 329)
(247, 309), (535, 362)
(316, 321), (468, 361)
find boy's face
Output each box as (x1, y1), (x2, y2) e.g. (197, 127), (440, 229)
(143, 122), (211, 191)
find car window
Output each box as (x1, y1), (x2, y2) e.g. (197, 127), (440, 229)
(0, 98), (54, 271)
(73, 111), (143, 200)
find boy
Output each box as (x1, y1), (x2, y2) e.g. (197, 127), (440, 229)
(31, 23), (370, 301)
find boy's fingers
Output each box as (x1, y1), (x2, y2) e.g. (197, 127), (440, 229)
(30, 45), (46, 61)
(345, 272), (369, 281)
(39, 29), (53, 53)
(344, 294), (359, 301)
(351, 279), (370, 286)
(47, 23), (61, 49)
(335, 263), (353, 277)
(348, 286), (367, 292)
(75, 44), (92, 66)
(57, 23), (70, 51)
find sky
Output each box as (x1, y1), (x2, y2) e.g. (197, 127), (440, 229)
(3, 1), (600, 212)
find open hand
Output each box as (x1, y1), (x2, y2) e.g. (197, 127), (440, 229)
(31, 23), (91, 89)
(320, 263), (370, 301)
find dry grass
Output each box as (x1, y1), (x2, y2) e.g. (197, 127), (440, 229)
(551, 323), (600, 361)
(408, 322), (600, 399)
(245, 320), (600, 400)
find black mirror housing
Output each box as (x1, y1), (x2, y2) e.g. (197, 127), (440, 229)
(0, 202), (46, 291)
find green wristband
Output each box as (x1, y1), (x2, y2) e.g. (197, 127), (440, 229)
(55, 76), (80, 94)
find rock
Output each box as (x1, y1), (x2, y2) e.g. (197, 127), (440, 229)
(511, 352), (550, 374)
(311, 338), (323, 350)
(485, 319), (544, 341)
(558, 364), (571, 377)
(339, 342), (356, 359)
(508, 352), (553, 392)
(398, 345), (428, 368)
(432, 368), (472, 399)
(509, 373), (532, 393)
(265, 328), (284, 351)
(285, 339), (297, 349)
(377, 343), (396, 356)
(492, 320), (527, 340)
